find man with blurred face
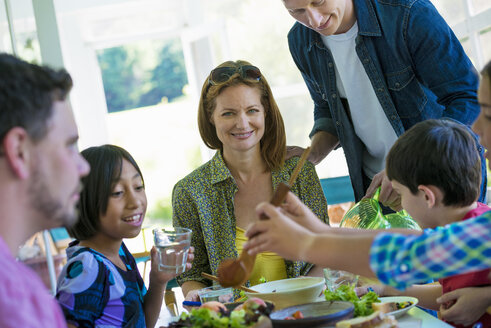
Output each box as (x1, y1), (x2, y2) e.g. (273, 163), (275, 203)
(282, 0), (485, 208)
(0, 53), (90, 327)
(28, 100), (85, 230)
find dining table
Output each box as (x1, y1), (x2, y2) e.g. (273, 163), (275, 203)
(154, 286), (453, 328)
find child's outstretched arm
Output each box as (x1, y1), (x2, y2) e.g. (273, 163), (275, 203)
(244, 191), (376, 278)
(143, 246), (194, 328)
(245, 192), (491, 289)
(437, 285), (491, 326)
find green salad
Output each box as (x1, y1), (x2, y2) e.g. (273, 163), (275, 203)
(170, 308), (250, 328)
(166, 298), (273, 328)
(324, 284), (380, 317)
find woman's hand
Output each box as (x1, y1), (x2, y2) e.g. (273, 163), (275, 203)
(182, 289), (201, 311)
(437, 286), (491, 326)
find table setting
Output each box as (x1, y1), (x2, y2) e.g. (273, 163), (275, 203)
(155, 276), (453, 328)
(154, 149), (453, 328)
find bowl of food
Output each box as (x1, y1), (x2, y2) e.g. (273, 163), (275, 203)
(376, 296), (418, 318)
(164, 298), (274, 328)
(270, 301), (354, 327)
(244, 277), (325, 309)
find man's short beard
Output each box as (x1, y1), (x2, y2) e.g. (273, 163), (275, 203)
(28, 166), (77, 228)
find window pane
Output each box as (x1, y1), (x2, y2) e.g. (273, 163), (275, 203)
(106, 98), (202, 223)
(96, 38), (188, 113)
(0, 2), (13, 53)
(204, 0), (302, 87)
(480, 27), (491, 64)
(472, 0), (491, 14)
(459, 37), (477, 66)
(8, 0), (41, 63)
(432, 0), (466, 26)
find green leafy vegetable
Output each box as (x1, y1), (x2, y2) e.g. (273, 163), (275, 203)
(238, 290), (247, 300)
(167, 302), (273, 328)
(171, 308), (245, 327)
(324, 284), (380, 317)
(258, 277), (268, 284)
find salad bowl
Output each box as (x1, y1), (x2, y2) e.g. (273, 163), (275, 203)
(244, 277), (325, 309)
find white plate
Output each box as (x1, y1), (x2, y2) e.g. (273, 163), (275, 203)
(379, 296), (418, 318)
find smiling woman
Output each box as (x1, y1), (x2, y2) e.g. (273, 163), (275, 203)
(172, 60), (329, 303)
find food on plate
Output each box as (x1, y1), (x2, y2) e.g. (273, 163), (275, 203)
(325, 284), (380, 317)
(372, 300), (414, 314)
(165, 298), (273, 328)
(233, 298), (268, 312)
(284, 310), (304, 320)
(372, 302), (398, 314)
(336, 311), (398, 328)
(395, 301), (413, 309)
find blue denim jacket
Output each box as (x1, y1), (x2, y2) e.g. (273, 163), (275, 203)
(288, 0), (484, 201)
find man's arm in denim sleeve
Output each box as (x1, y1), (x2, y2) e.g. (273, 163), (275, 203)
(370, 213), (491, 290)
(406, 0), (479, 125)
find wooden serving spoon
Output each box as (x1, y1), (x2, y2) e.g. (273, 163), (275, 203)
(216, 147), (312, 288)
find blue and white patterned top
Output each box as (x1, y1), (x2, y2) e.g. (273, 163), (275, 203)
(370, 211), (491, 290)
(56, 241), (147, 328)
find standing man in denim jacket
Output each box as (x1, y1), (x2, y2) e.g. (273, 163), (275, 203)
(283, 0), (486, 206)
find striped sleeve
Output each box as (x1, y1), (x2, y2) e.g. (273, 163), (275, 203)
(370, 212), (491, 289)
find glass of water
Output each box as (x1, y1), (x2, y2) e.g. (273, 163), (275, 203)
(323, 268), (359, 292)
(198, 285), (234, 303)
(153, 227), (192, 274)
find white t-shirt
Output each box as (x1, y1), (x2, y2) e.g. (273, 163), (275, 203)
(322, 22), (398, 179)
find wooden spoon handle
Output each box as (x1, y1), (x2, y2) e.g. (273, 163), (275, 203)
(258, 147), (310, 220)
(259, 182), (290, 220)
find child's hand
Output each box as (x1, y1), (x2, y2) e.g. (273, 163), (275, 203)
(244, 192), (315, 260)
(437, 286), (491, 326)
(148, 246), (195, 287)
(279, 192), (329, 232)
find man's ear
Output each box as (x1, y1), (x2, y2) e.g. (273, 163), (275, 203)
(418, 185), (443, 208)
(2, 127), (31, 179)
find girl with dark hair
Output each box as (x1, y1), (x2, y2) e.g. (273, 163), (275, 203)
(56, 144), (193, 328)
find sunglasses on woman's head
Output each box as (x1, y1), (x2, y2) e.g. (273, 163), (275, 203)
(208, 65), (262, 86)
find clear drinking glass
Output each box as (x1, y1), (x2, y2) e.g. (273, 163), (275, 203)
(323, 268), (359, 292)
(153, 227), (192, 274)
(198, 285), (234, 303)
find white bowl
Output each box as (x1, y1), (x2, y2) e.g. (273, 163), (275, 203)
(379, 296), (419, 318)
(244, 277), (325, 309)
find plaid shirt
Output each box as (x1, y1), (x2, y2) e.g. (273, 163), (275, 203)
(370, 211), (491, 290)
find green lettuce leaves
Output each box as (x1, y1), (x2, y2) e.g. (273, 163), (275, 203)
(324, 284), (380, 317)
